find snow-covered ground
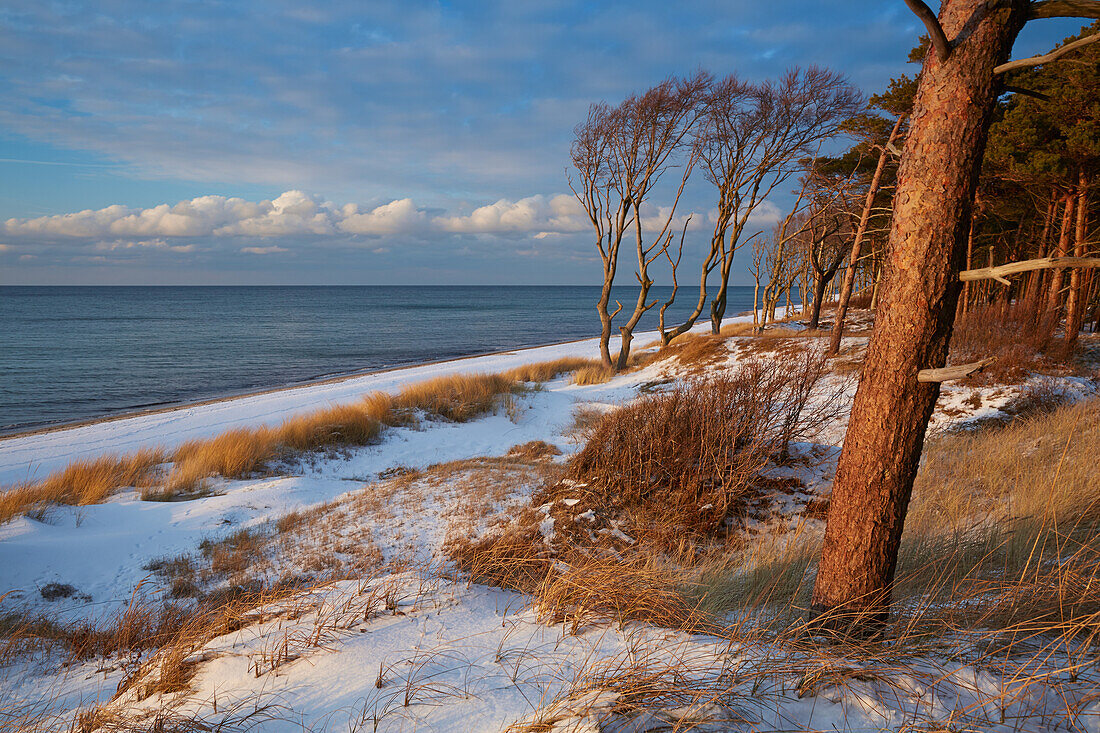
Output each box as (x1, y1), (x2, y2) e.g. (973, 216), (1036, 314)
(3, 316), (1098, 732)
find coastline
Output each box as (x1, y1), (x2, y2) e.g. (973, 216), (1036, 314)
(0, 321), (717, 488)
(0, 332), (603, 443)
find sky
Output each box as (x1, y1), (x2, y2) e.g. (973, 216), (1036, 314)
(0, 1), (1087, 286)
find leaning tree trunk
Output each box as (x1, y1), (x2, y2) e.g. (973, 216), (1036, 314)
(810, 0), (1028, 630)
(827, 115), (906, 357)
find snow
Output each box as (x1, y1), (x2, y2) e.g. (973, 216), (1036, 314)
(2, 317), (1099, 732)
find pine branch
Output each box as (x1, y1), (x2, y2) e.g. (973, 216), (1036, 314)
(903, 0), (952, 62)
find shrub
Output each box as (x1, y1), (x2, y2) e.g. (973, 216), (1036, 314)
(567, 352), (835, 534)
(949, 299), (1064, 383)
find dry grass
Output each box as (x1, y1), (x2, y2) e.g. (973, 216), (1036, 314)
(718, 321), (756, 337)
(571, 364), (616, 385)
(0, 585), (191, 667)
(164, 427), (279, 494)
(692, 397), (1100, 634)
(570, 352), (657, 385)
(392, 372), (520, 422)
(2, 371), (526, 521)
(507, 440), (562, 461)
(650, 333), (729, 373)
(0, 449), (165, 523)
(504, 357), (602, 383)
(909, 397), (1099, 534)
(532, 559), (717, 634)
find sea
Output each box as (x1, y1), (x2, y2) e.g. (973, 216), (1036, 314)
(0, 285), (758, 434)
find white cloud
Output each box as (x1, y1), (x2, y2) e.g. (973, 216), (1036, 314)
(338, 198), (426, 235)
(241, 245), (289, 255)
(94, 238), (197, 253)
(3, 191), (600, 243)
(437, 194), (586, 235)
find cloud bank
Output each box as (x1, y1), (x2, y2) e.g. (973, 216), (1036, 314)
(3, 191), (592, 242)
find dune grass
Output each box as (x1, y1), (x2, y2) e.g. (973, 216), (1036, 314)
(1, 372), (530, 523)
(689, 396), (1100, 630)
(504, 356), (602, 383)
(392, 372), (521, 422)
(0, 449), (166, 521)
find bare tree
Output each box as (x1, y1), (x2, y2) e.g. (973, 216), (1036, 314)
(570, 73), (710, 369)
(572, 73), (708, 367)
(659, 68), (863, 344)
(810, 0), (1100, 631)
(803, 203), (851, 329)
(759, 180), (815, 330)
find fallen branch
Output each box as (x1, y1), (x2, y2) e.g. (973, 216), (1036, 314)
(917, 358), (996, 384)
(959, 256), (1100, 285)
(994, 31), (1100, 74)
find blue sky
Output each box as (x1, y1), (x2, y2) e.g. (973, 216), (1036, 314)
(0, 1), (1086, 285)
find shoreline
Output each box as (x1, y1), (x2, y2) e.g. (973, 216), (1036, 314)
(0, 332), (605, 443)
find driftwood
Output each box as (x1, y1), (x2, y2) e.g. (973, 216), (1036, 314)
(958, 256), (1100, 285)
(917, 358), (996, 383)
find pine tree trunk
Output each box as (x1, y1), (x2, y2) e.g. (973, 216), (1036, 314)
(959, 189), (982, 316)
(810, 0), (1028, 631)
(1065, 171), (1091, 348)
(827, 116), (906, 357)
(1026, 193), (1058, 327)
(1047, 189), (1077, 318)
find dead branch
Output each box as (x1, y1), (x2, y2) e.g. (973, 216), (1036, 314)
(1028, 0), (1100, 19)
(917, 358), (996, 383)
(904, 0), (952, 61)
(959, 256), (1100, 285)
(1001, 84), (1051, 100)
(994, 31), (1100, 73)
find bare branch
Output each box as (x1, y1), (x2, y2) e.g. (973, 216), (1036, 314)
(1028, 0), (1100, 19)
(959, 256), (1100, 282)
(903, 0), (951, 62)
(994, 31), (1100, 73)
(1001, 84), (1051, 100)
(917, 358), (996, 383)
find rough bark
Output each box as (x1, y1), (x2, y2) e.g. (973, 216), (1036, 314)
(809, 0), (1028, 630)
(827, 116), (906, 356)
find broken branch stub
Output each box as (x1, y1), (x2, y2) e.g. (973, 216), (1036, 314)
(917, 358), (996, 383)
